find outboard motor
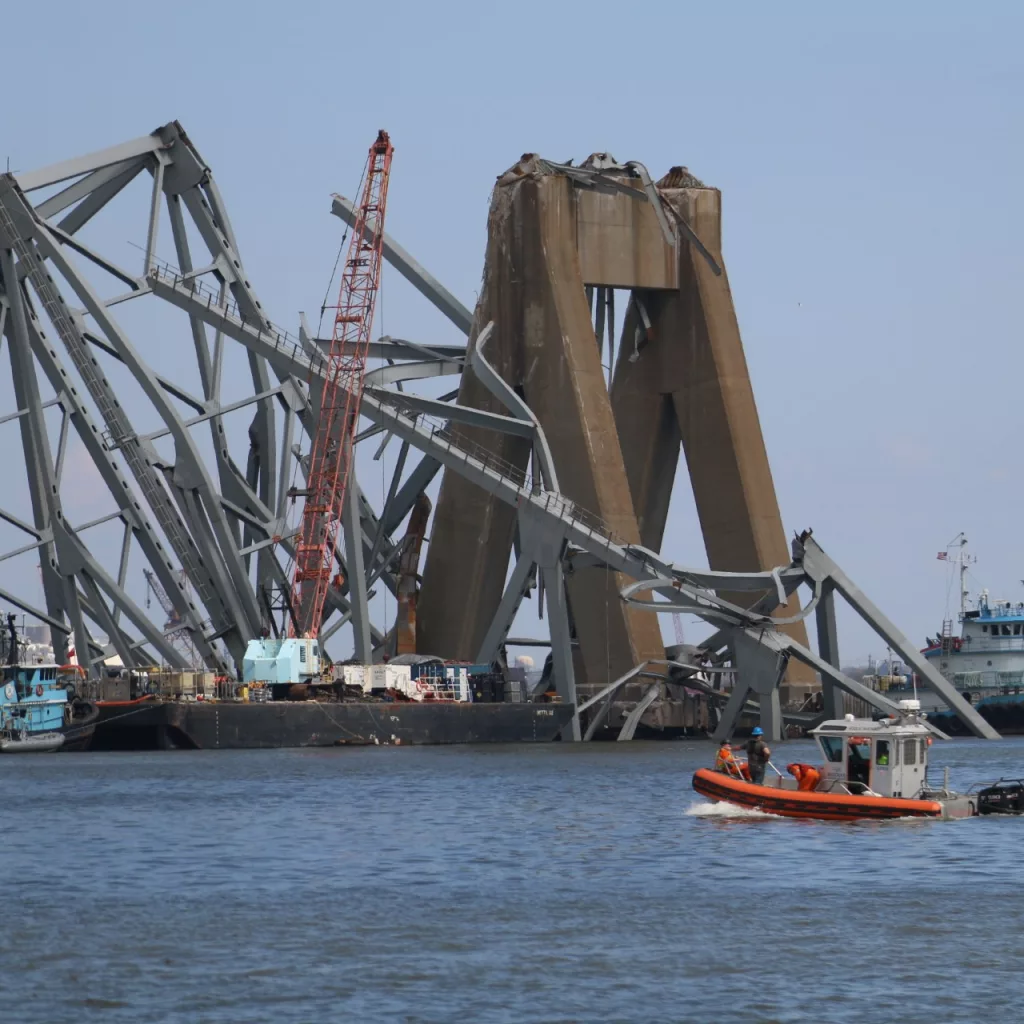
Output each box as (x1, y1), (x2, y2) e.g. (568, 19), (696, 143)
(977, 780), (1024, 815)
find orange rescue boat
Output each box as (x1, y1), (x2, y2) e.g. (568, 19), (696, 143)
(693, 701), (979, 821)
(692, 767), (943, 820)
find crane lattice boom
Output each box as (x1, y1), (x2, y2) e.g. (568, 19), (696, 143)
(290, 130), (394, 637)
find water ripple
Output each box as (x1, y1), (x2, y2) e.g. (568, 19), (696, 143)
(3, 738), (1024, 1022)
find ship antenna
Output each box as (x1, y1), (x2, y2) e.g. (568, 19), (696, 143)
(959, 533), (969, 620)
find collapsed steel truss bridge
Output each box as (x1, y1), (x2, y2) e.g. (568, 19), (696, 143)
(0, 122), (995, 740)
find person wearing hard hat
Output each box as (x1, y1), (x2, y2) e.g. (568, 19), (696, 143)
(745, 727), (771, 786)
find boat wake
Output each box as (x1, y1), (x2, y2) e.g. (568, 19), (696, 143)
(685, 800), (776, 820)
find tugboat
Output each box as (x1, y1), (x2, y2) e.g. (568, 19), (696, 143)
(693, 700), (1022, 820)
(0, 615), (98, 752)
(908, 533), (1024, 733)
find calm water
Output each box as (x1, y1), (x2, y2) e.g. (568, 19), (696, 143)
(4, 737), (1024, 1023)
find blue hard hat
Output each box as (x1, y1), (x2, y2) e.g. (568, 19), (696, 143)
(751, 727), (763, 736)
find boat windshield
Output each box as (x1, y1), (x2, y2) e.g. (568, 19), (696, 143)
(820, 736), (845, 762)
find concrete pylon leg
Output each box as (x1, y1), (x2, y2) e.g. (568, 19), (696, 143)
(416, 426), (527, 658)
(420, 163), (664, 683)
(516, 175), (664, 685)
(612, 181), (814, 698)
(609, 293), (680, 549)
(416, 242), (531, 659)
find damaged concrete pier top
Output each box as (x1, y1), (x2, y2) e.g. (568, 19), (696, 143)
(419, 152), (813, 710)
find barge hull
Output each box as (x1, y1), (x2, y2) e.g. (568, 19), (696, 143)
(90, 700), (574, 751)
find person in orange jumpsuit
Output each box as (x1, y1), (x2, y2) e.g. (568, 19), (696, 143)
(715, 740), (737, 774)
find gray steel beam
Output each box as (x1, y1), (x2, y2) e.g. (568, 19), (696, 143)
(366, 441), (408, 586)
(617, 682), (660, 741)
(3, 246), (180, 670)
(35, 157), (148, 221)
(168, 141), (283, 614)
(27, 206), (262, 654)
(146, 269), (681, 587)
(81, 330), (206, 412)
(367, 385), (535, 440)
(580, 667), (642, 741)
(20, 299), (224, 671)
(317, 337), (467, 362)
(381, 454), (442, 536)
(475, 555), (536, 664)
(470, 322), (559, 491)
(0, 251), (74, 660)
(68, 536), (184, 666)
(140, 384), (287, 443)
(16, 133), (164, 191)
(544, 561), (580, 740)
(57, 162), (147, 236)
(800, 535), (998, 739)
(342, 442), (371, 661)
(50, 223), (140, 289)
(749, 626), (900, 715)
(331, 196), (473, 335)
(814, 584), (844, 719)
(363, 359), (462, 386)
(711, 684), (751, 742)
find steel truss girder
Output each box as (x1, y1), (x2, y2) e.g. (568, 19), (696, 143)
(0, 124), (425, 675)
(3, 123), (965, 738)
(619, 532), (998, 740)
(3, 182), (252, 665)
(0, 255), (181, 671)
(146, 270), (679, 587)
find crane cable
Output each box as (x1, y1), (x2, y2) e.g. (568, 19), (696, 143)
(282, 150), (373, 598)
(317, 151), (370, 340)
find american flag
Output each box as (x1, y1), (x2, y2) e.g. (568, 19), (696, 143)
(937, 552), (948, 560)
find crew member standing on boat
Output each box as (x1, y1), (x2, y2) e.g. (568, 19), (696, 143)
(746, 727), (771, 786)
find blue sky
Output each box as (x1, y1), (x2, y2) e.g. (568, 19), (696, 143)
(2, 1), (1022, 664)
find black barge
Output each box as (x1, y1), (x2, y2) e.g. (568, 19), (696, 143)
(88, 698), (574, 750)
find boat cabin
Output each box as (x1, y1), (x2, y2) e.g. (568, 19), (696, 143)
(809, 701), (932, 798)
(0, 662), (69, 737)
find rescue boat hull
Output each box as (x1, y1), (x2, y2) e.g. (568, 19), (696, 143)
(692, 768), (944, 821)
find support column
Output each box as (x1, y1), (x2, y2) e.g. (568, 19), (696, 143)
(611, 177), (814, 698)
(514, 171), (664, 684)
(815, 585), (845, 719)
(342, 444), (371, 663)
(420, 160), (664, 683)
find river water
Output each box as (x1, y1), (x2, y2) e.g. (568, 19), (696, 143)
(4, 737), (1023, 1023)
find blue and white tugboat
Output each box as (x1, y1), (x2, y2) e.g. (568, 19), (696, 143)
(911, 534), (1024, 734)
(0, 615), (98, 753)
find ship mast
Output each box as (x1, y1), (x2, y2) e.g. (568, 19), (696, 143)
(943, 532), (975, 621)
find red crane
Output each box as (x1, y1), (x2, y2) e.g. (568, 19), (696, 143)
(290, 129), (394, 637)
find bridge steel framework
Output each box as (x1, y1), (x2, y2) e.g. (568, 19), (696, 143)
(0, 124), (994, 740)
